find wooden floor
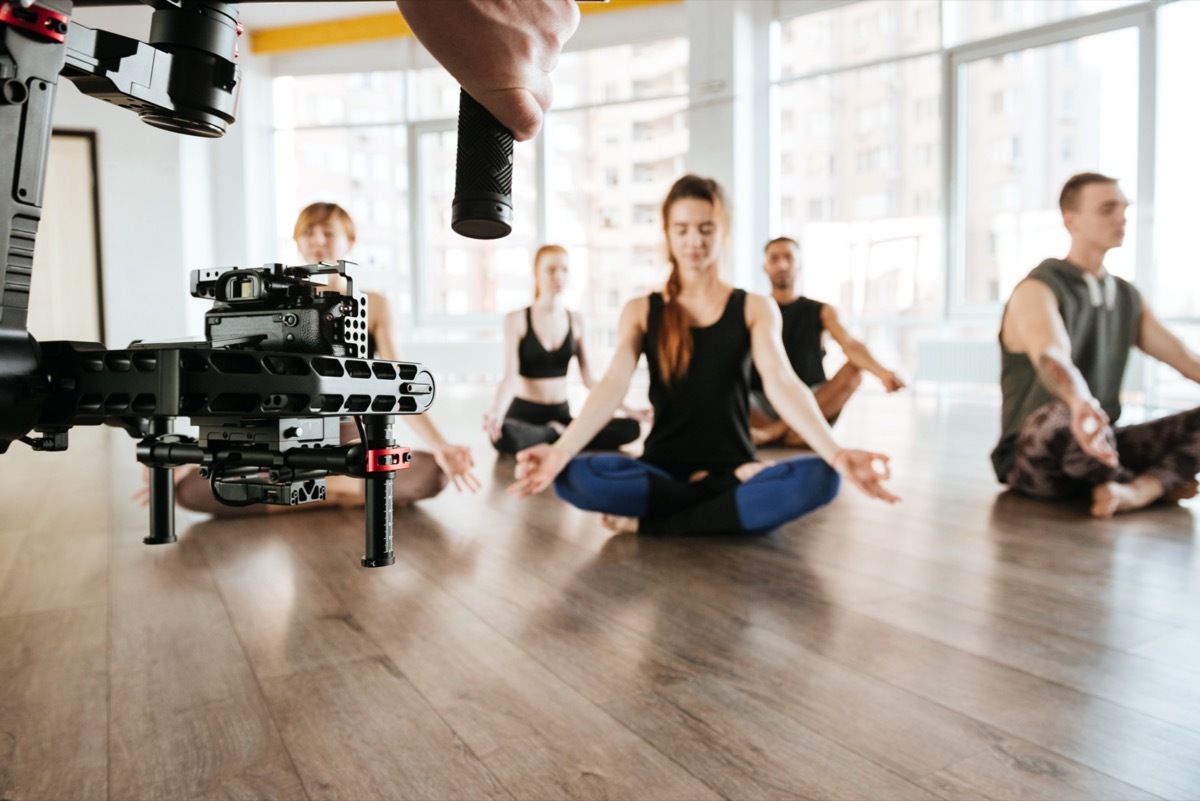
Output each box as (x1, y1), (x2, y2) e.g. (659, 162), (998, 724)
(2, 387), (1199, 801)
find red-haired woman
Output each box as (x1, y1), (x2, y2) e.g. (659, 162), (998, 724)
(483, 244), (649, 454)
(508, 176), (899, 535)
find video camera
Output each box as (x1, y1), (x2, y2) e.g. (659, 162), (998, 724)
(194, 261), (369, 357)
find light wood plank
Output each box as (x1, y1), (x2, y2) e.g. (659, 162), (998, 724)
(259, 657), (512, 801)
(727, 598), (1200, 800)
(2, 389), (1198, 801)
(604, 676), (940, 800)
(850, 590), (1200, 734)
(377, 496), (1012, 784)
(281, 522), (724, 801)
(192, 512), (389, 681)
(917, 738), (1165, 801)
(0, 606), (107, 801)
(108, 536), (306, 800)
(1128, 629), (1200, 673)
(0, 429), (110, 618)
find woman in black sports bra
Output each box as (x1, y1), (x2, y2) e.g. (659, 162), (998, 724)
(483, 245), (650, 454)
(507, 176), (899, 536)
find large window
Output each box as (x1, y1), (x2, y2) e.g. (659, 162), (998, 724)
(1154, 0), (1200, 320)
(943, 0), (1143, 47)
(272, 37), (688, 362)
(770, 0), (1196, 406)
(274, 74), (412, 315)
(771, 56), (944, 322)
(956, 26), (1140, 307)
(1150, 0), (1200, 410)
(771, 0), (944, 379)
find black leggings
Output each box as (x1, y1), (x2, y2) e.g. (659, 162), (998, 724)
(494, 397), (641, 454)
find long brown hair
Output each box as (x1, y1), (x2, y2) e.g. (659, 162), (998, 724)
(657, 174), (728, 386)
(532, 244), (567, 301)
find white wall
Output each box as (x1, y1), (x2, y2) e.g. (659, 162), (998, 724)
(51, 74), (192, 347)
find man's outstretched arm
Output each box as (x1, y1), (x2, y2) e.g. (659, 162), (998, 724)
(1002, 279), (1118, 467)
(820, 305), (905, 391)
(1137, 304), (1200, 384)
(395, 0), (580, 142)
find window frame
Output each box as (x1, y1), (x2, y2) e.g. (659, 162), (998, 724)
(944, 1), (1161, 319)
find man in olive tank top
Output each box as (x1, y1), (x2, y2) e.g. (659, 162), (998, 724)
(994, 172), (1200, 517)
(750, 237), (906, 447)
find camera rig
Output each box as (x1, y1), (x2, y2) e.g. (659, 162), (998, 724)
(0, 0), (447, 567)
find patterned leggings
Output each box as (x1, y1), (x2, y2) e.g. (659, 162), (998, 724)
(1006, 401), (1200, 499)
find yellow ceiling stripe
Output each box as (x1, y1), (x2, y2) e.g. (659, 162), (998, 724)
(249, 0), (682, 55)
(249, 13), (411, 54)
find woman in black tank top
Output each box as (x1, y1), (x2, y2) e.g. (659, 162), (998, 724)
(483, 245), (649, 455)
(170, 203), (481, 517)
(507, 176), (899, 536)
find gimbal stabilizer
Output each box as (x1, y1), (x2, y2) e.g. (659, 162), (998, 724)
(0, 0), (509, 566)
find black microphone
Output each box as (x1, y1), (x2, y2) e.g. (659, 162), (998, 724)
(451, 89), (514, 240)
(450, 0), (607, 240)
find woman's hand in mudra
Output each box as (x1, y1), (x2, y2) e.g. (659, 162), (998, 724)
(831, 449), (900, 504)
(508, 444), (569, 498)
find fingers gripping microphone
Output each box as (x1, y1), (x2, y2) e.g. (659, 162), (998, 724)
(449, 1), (605, 240)
(451, 89), (513, 240)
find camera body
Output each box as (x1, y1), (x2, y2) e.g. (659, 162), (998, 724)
(193, 262), (368, 358)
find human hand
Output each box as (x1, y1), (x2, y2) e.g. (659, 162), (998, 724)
(395, 0), (580, 141)
(483, 412), (503, 443)
(508, 443), (569, 498)
(879, 371), (906, 392)
(1068, 397), (1118, 468)
(434, 444), (481, 493)
(830, 449), (900, 503)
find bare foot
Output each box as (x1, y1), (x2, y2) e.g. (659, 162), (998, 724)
(1165, 479), (1200, 502)
(1091, 476), (1165, 518)
(734, 460), (775, 483)
(600, 514), (639, 534)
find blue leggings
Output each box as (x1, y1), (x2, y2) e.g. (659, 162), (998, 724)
(553, 454), (841, 535)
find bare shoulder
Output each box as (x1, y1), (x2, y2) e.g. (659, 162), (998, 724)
(504, 307), (526, 334)
(1008, 276), (1057, 309)
(743, 291), (781, 328)
(620, 295), (651, 333)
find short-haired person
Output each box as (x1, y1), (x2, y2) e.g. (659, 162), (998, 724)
(484, 245), (649, 455)
(750, 237), (905, 447)
(169, 202), (480, 516)
(993, 172), (1200, 517)
(508, 175), (899, 536)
